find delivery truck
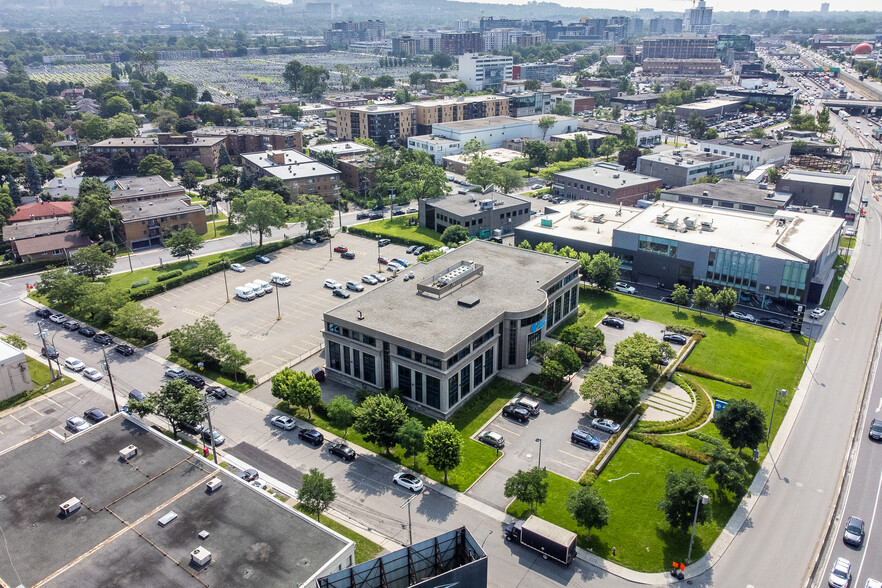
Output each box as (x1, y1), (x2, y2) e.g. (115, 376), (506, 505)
(504, 515), (577, 565)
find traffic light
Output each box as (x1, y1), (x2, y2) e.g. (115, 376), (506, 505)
(790, 304), (805, 334)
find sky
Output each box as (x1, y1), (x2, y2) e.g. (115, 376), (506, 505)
(436, 0), (879, 12)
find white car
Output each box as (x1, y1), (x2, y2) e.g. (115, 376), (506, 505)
(729, 311), (756, 322)
(303, 238), (317, 245)
(82, 367), (103, 382)
(810, 307), (827, 319)
(64, 357), (85, 372)
(591, 418), (621, 434)
(66, 416), (91, 433)
(864, 579), (882, 588)
(844, 228), (856, 237)
(345, 280), (364, 292)
(271, 415), (297, 430)
(165, 367), (186, 379)
(614, 281), (636, 294)
(393, 472), (424, 492)
(828, 557), (851, 588)
(230, 263), (246, 273)
(251, 479), (269, 490)
(50, 314), (68, 323)
(324, 279), (342, 289)
(362, 274), (378, 285)
(370, 273), (386, 283)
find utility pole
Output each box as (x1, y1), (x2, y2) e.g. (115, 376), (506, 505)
(101, 345), (120, 414)
(400, 493), (418, 546)
(767, 388), (788, 445)
(203, 394), (218, 464)
(35, 321), (55, 380)
(275, 284), (281, 321)
(222, 261), (230, 303)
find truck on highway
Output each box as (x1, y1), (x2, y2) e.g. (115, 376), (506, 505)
(504, 515), (577, 565)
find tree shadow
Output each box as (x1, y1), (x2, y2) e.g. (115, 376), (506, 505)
(415, 487), (457, 522)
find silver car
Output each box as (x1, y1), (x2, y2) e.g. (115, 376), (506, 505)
(591, 418), (621, 434)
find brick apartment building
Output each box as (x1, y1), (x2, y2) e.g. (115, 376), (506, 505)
(191, 126), (303, 158)
(241, 150), (341, 203)
(115, 197), (208, 249)
(89, 133), (225, 170)
(335, 104), (416, 147)
(412, 95), (510, 134)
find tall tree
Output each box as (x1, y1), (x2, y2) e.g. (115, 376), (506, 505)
(216, 144), (232, 168)
(598, 136), (620, 161)
(586, 251), (620, 290)
(714, 399), (766, 454)
(76, 152), (112, 177)
(110, 301), (163, 341)
(671, 284), (690, 309)
(326, 395), (356, 439)
(559, 324), (605, 355)
(165, 226), (204, 261)
(504, 467), (549, 515)
(691, 284), (714, 316)
(566, 486), (610, 539)
(270, 368), (322, 418)
(298, 468), (336, 522)
(614, 332), (674, 379)
(168, 316), (228, 364)
(354, 394), (408, 454)
(705, 445), (751, 496)
(25, 159), (42, 197)
(127, 378), (205, 440)
(714, 287), (738, 319)
(397, 153), (451, 200)
(552, 100), (572, 116)
(495, 166), (525, 194)
(217, 342), (251, 382)
(579, 363), (646, 419)
(537, 116), (557, 141)
(440, 225), (469, 246)
(289, 194), (333, 237)
(424, 422), (462, 483)
(136, 154), (174, 180)
(465, 156), (499, 190)
(396, 417), (426, 467)
(234, 189), (288, 246)
(69, 245), (114, 280)
(658, 468), (711, 531)
(72, 193), (122, 241)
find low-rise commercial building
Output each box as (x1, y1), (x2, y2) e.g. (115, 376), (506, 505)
(407, 135), (463, 165)
(578, 120), (662, 147)
(442, 148), (524, 174)
(241, 150), (341, 203)
(675, 98), (746, 120)
(512, 62), (559, 82)
(419, 189), (532, 236)
(115, 197), (207, 249)
(504, 90), (553, 117)
(549, 131), (606, 151)
(777, 170), (856, 217)
(636, 150), (736, 187)
(698, 137), (792, 173)
(322, 240), (580, 419)
(660, 179), (792, 214)
(458, 54), (514, 91)
(552, 164), (662, 205)
(642, 58), (722, 76)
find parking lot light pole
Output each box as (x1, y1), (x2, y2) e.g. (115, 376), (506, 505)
(686, 493), (709, 563)
(767, 388), (788, 446)
(222, 261), (230, 303)
(35, 321), (55, 380)
(535, 438), (542, 469)
(275, 285), (281, 321)
(101, 345), (120, 414)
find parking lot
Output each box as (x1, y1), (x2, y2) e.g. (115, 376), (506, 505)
(594, 315), (673, 366)
(146, 234), (413, 381)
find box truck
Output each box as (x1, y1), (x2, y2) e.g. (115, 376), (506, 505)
(504, 515), (577, 565)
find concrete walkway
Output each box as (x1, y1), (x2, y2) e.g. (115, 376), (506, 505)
(640, 380), (694, 422)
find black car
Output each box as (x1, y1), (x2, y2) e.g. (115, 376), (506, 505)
(314, 234), (325, 243)
(329, 442), (356, 461)
(206, 385), (228, 399)
(186, 374), (205, 389)
(392, 209), (405, 216)
(341, 251), (355, 259)
(663, 333), (688, 345)
(756, 317), (787, 330)
(83, 408), (109, 424)
(114, 344), (134, 356)
(356, 212), (370, 220)
(502, 404), (530, 423)
(371, 204), (385, 211)
(41, 345), (59, 359)
(62, 320), (81, 331)
(601, 316), (625, 329)
(35, 308), (52, 318)
(238, 468), (259, 482)
(368, 212), (383, 220)
(869, 418), (882, 441)
(406, 245), (418, 254)
(299, 429), (324, 446)
(180, 421), (204, 435)
(332, 288), (350, 299)
(78, 326), (96, 338)
(128, 389), (147, 402)
(93, 333), (113, 345)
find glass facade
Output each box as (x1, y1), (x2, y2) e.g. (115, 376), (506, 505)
(448, 374), (459, 407)
(639, 235), (679, 257)
(328, 341), (340, 370)
(363, 354), (376, 385)
(704, 247), (760, 290)
(426, 376), (440, 409)
(779, 260), (808, 301)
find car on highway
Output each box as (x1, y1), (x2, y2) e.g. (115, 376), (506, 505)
(843, 516), (865, 546)
(165, 367), (186, 379)
(502, 404), (530, 423)
(571, 429), (601, 449)
(186, 374), (205, 389)
(66, 416), (91, 433)
(271, 415), (297, 430)
(870, 419), (882, 441)
(201, 429), (225, 446)
(345, 280), (364, 292)
(115, 344), (134, 356)
(591, 418), (621, 434)
(601, 316), (625, 329)
(392, 472), (423, 492)
(614, 282), (636, 294)
(756, 318), (787, 330)
(828, 557), (851, 588)
(35, 308), (52, 318)
(362, 274), (378, 285)
(93, 333), (113, 345)
(332, 288), (350, 299)
(341, 251), (356, 259)
(334, 245), (348, 253)
(810, 308), (827, 319)
(299, 429), (324, 446)
(324, 279), (342, 289)
(84, 408), (109, 423)
(64, 357), (85, 372)
(329, 442), (357, 461)
(230, 263), (246, 272)
(206, 385), (228, 399)
(254, 255), (271, 264)
(41, 345), (59, 359)
(82, 367), (103, 382)
(477, 431), (505, 448)
(662, 332), (688, 345)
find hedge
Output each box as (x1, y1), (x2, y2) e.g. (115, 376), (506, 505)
(665, 324), (706, 337)
(607, 309), (640, 322)
(157, 269), (183, 282)
(635, 374), (713, 434)
(676, 363), (752, 388)
(132, 278), (150, 288)
(630, 432), (712, 465)
(0, 259), (62, 278)
(686, 430), (724, 447)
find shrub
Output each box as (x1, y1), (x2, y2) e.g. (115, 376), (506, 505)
(132, 278), (150, 288)
(630, 432), (712, 465)
(686, 430), (724, 447)
(636, 374), (712, 434)
(665, 324), (706, 337)
(157, 269), (184, 282)
(607, 309), (640, 322)
(676, 364), (752, 388)
(0, 260), (61, 278)
(181, 262), (198, 271)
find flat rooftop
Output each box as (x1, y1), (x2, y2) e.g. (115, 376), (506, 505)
(579, 120), (657, 135)
(426, 190), (530, 217)
(324, 240), (578, 353)
(192, 126), (302, 137)
(701, 137), (789, 151)
(112, 175), (185, 200)
(308, 142), (373, 156)
(433, 116), (526, 132)
(409, 134), (458, 145)
(115, 197), (204, 222)
(663, 179), (792, 207)
(551, 131), (607, 142)
(677, 98), (745, 110)
(0, 417), (352, 587)
(345, 104), (414, 114)
(639, 150), (734, 166)
(554, 165), (660, 189)
(517, 200), (644, 248)
(782, 169), (855, 188)
(241, 150), (340, 180)
(443, 148), (524, 165)
(412, 95), (505, 107)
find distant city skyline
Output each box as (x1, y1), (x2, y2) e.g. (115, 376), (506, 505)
(420, 0), (878, 13)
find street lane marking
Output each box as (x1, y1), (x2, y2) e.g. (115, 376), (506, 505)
(876, 395), (882, 413)
(855, 465), (882, 582)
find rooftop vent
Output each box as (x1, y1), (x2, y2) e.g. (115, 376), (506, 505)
(702, 190), (709, 196)
(593, 213), (605, 223)
(656, 213), (669, 224)
(119, 445), (137, 460)
(206, 477), (223, 492)
(683, 217), (696, 230)
(458, 295), (480, 308)
(666, 217), (679, 230)
(191, 546), (212, 567)
(59, 497), (81, 517)
(612, 173), (621, 179)
(700, 219), (714, 231)
(158, 511), (178, 527)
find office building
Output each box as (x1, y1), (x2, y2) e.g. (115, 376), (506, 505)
(578, 120), (662, 147)
(335, 104), (416, 147)
(698, 137), (792, 173)
(323, 20), (385, 48)
(458, 54), (513, 91)
(636, 150), (736, 187)
(642, 58), (722, 76)
(777, 170), (856, 218)
(642, 36), (716, 59)
(552, 164), (662, 205)
(412, 95), (510, 135)
(322, 240), (580, 419)
(821, 3), (830, 12)
(686, 0), (714, 34)
(648, 17), (683, 35)
(511, 63), (559, 83)
(440, 32), (483, 56)
(675, 97), (745, 120)
(240, 150), (341, 203)
(419, 189), (532, 236)
(504, 90), (553, 117)
(659, 179), (793, 214)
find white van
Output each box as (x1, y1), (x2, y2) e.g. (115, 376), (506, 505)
(245, 282), (266, 297)
(269, 272), (291, 286)
(253, 279), (273, 294)
(234, 285), (256, 301)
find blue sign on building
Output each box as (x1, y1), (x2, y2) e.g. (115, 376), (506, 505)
(530, 318), (547, 333)
(714, 399), (729, 412)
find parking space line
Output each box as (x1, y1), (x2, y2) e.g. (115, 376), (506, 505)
(493, 423), (522, 436)
(557, 449), (593, 463)
(28, 405), (44, 416)
(9, 414), (25, 425)
(549, 458), (584, 472)
(44, 396), (64, 409)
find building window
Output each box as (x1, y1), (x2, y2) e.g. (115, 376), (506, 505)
(485, 348), (494, 378)
(460, 365), (470, 398)
(398, 365), (412, 398)
(448, 374), (459, 407)
(414, 371), (423, 403)
(343, 345), (351, 374)
(426, 376), (440, 409)
(638, 235), (678, 257)
(353, 350), (360, 379)
(328, 341), (341, 370)
(474, 355), (484, 386)
(508, 321), (517, 365)
(363, 354), (376, 385)
(426, 356), (442, 369)
(397, 346), (412, 359)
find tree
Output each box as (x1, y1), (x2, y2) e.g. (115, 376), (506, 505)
(200, 89), (213, 102)
(465, 156), (499, 189)
(495, 166), (525, 194)
(326, 395), (356, 439)
(289, 194), (333, 237)
(567, 486), (610, 539)
(180, 170), (199, 191)
(164, 226), (204, 262)
(687, 112), (708, 139)
(714, 399), (766, 454)
(111, 301), (162, 340)
(235, 189), (288, 246)
(504, 467), (549, 515)
(523, 79), (542, 91)
(619, 125), (637, 149)
(552, 100), (572, 116)
(374, 75), (395, 89)
(183, 160), (205, 180)
(25, 159), (42, 197)
(705, 445), (751, 496)
(533, 242), (554, 254)
(127, 378), (205, 440)
(76, 152), (112, 177)
(217, 164), (238, 187)
(430, 52), (453, 69)
(425, 422), (462, 483)
(298, 468), (336, 522)
(705, 128), (719, 139)
(37, 268), (89, 309)
(69, 245), (114, 280)
(540, 359), (566, 391)
(579, 364), (646, 419)
(279, 103), (303, 121)
(168, 317), (228, 364)
(283, 60), (303, 91)
(137, 154), (174, 180)
(72, 193), (122, 241)
(548, 343), (581, 376)
(216, 145), (232, 169)
(101, 95), (132, 118)
(671, 284), (690, 309)
(586, 251), (620, 290)
(217, 342), (250, 382)
(518, 240), (532, 250)
(617, 147), (642, 171)
(270, 368), (323, 418)
(614, 332), (674, 378)
(462, 138), (488, 160)
(748, 127), (766, 139)
(598, 136), (619, 161)
(657, 468), (711, 531)
(440, 225), (469, 246)
(766, 166), (781, 184)
(111, 150), (133, 175)
(396, 417), (426, 467)
(691, 285), (714, 316)
(611, 104), (622, 121)
(537, 116), (557, 141)
(238, 101), (257, 117)
(354, 394), (409, 454)
(714, 287), (738, 319)
(559, 324), (605, 355)
(108, 113), (138, 138)
(257, 176), (291, 202)
(396, 153), (451, 201)
(523, 141), (549, 172)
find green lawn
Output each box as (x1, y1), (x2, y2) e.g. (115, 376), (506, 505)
(294, 505), (384, 564)
(350, 215), (444, 248)
(839, 236), (855, 248)
(0, 357), (73, 412)
(508, 440), (741, 572)
(204, 222), (239, 240)
(280, 378), (521, 491)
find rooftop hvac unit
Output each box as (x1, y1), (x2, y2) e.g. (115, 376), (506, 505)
(666, 217), (679, 230)
(702, 190), (710, 196)
(158, 511), (178, 527)
(119, 445), (138, 460)
(206, 478), (223, 492)
(656, 213), (668, 224)
(700, 220), (714, 231)
(191, 546), (212, 566)
(593, 213), (605, 223)
(59, 498), (81, 517)
(683, 217), (696, 230)
(479, 199), (494, 210)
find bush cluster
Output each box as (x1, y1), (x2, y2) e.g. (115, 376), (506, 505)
(676, 363), (752, 388)
(347, 225), (439, 248)
(131, 278), (151, 288)
(157, 269), (184, 282)
(686, 430), (724, 447)
(0, 260), (61, 278)
(607, 309), (640, 321)
(630, 432), (712, 465)
(665, 324), (706, 337)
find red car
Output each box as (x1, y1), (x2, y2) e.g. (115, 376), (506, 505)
(333, 245), (348, 253)
(378, 256), (390, 264)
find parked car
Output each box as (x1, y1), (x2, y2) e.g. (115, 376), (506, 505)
(42, 345), (59, 359)
(810, 308), (827, 319)
(334, 245), (348, 253)
(591, 418), (621, 434)
(370, 273), (386, 283)
(82, 367), (103, 382)
(271, 415), (297, 430)
(513, 397), (540, 416)
(613, 281), (636, 294)
(378, 256), (391, 265)
(66, 416), (91, 433)
(254, 254), (271, 264)
(392, 472), (423, 492)
(186, 374), (205, 389)
(180, 421), (204, 435)
(391, 258), (409, 268)
(238, 468), (260, 481)
(63, 320), (81, 331)
(362, 274), (378, 285)
(299, 429), (324, 446)
(303, 238), (317, 246)
(369, 212), (383, 220)
(869, 418), (882, 441)
(329, 442), (357, 461)
(201, 429), (225, 446)
(78, 326), (96, 338)
(571, 429), (601, 449)
(115, 344), (134, 356)
(324, 279), (342, 289)
(729, 311), (756, 322)
(128, 390), (147, 402)
(93, 333), (113, 345)
(477, 431), (505, 448)
(406, 207), (418, 214)
(413, 246), (426, 255)
(345, 280), (364, 292)
(311, 366), (326, 382)
(332, 288), (350, 299)
(230, 263), (246, 272)
(502, 404), (531, 423)
(406, 245), (418, 254)
(828, 557), (851, 588)
(314, 234), (326, 243)
(756, 318), (787, 329)
(377, 238), (391, 247)
(49, 314), (68, 324)
(35, 308), (52, 318)
(341, 251), (356, 260)
(601, 316), (625, 329)
(64, 357), (85, 372)
(206, 385), (228, 399)
(663, 333), (688, 345)
(356, 212), (370, 220)
(83, 408), (108, 423)
(387, 262), (404, 272)
(843, 516), (865, 546)
(165, 367), (186, 379)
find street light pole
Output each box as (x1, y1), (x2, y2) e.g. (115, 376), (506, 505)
(767, 388), (788, 446)
(222, 261), (230, 303)
(35, 321), (55, 380)
(101, 345), (120, 414)
(400, 493), (418, 546)
(686, 493), (709, 563)
(535, 438), (542, 469)
(275, 284), (281, 321)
